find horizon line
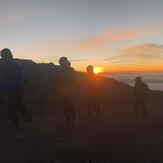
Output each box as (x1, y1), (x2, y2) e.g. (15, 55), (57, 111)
(6, 57), (163, 74)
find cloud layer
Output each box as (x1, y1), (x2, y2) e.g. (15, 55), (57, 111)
(79, 28), (143, 51)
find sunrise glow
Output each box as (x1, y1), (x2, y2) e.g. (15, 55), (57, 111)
(1, 0), (163, 72)
(94, 67), (104, 74)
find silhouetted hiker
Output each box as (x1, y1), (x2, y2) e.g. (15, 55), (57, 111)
(58, 57), (77, 125)
(85, 65), (102, 118)
(1, 48), (33, 127)
(134, 77), (148, 117)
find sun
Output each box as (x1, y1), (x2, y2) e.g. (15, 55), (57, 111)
(94, 67), (104, 74)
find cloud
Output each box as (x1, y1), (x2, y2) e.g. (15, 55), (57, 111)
(123, 44), (163, 59)
(102, 44), (163, 62)
(79, 28), (146, 51)
(79, 23), (163, 55)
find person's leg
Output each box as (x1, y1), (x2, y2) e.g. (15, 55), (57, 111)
(21, 105), (33, 123)
(67, 96), (77, 125)
(141, 100), (147, 116)
(8, 94), (20, 127)
(94, 96), (102, 115)
(64, 108), (71, 124)
(135, 100), (139, 117)
(62, 96), (71, 124)
(87, 98), (93, 119)
(70, 100), (76, 125)
(16, 91), (33, 123)
(12, 109), (19, 127)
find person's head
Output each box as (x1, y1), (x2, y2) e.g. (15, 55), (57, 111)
(59, 57), (68, 68)
(135, 76), (142, 84)
(87, 65), (94, 75)
(0, 48), (13, 62)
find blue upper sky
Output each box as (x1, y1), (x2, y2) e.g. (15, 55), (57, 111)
(0, 0), (163, 71)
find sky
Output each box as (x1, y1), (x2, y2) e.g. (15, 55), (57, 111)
(0, 0), (163, 72)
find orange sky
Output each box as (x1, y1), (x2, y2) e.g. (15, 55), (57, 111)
(1, 0), (163, 73)
(76, 65), (163, 73)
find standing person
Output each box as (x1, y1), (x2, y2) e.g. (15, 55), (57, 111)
(85, 65), (102, 118)
(1, 48), (33, 127)
(58, 57), (77, 125)
(134, 77), (149, 117)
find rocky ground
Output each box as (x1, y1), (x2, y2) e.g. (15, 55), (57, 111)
(1, 100), (163, 163)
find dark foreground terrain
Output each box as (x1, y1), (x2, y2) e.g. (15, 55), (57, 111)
(0, 60), (163, 162)
(1, 87), (163, 163)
